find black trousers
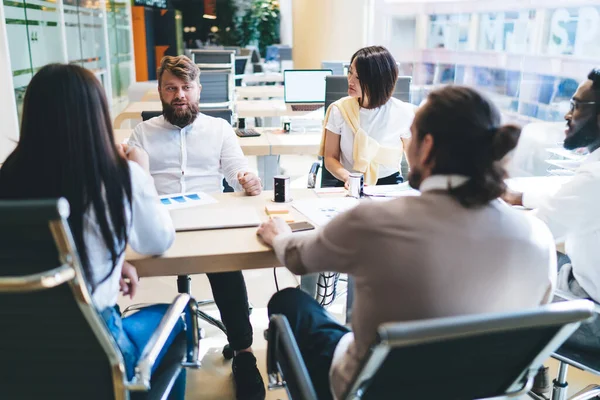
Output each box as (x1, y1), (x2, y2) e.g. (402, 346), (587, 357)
(207, 271), (253, 351)
(268, 288), (350, 400)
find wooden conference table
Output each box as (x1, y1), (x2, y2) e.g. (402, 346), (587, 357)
(126, 188), (342, 277)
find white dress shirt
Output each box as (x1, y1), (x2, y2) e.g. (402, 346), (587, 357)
(128, 114), (250, 195)
(274, 174), (556, 399)
(524, 148), (600, 303)
(87, 161), (175, 311)
(325, 97), (414, 179)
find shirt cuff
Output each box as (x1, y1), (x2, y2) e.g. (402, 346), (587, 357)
(522, 190), (550, 209)
(272, 232), (293, 264)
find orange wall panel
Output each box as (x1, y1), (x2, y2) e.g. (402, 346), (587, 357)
(131, 6), (148, 82)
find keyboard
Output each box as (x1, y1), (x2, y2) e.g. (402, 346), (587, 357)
(290, 104), (323, 112)
(235, 128), (261, 138)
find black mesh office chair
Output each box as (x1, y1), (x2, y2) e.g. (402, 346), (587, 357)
(529, 291), (600, 400)
(267, 301), (595, 400)
(138, 109), (236, 358)
(235, 56), (250, 87)
(0, 199), (201, 399)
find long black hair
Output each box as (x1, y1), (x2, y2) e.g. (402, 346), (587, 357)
(0, 64), (132, 291)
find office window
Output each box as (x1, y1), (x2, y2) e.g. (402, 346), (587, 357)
(545, 6), (600, 57)
(479, 11), (536, 53)
(428, 14), (470, 51)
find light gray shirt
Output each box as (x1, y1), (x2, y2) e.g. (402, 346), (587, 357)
(273, 175), (557, 399)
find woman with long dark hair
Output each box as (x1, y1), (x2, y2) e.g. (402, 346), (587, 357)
(0, 64), (186, 397)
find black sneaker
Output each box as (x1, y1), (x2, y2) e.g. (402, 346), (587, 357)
(532, 366), (551, 396)
(232, 352), (266, 400)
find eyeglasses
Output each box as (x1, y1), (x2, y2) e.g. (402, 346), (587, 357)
(569, 99), (597, 113)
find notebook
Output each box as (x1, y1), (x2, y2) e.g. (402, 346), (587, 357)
(169, 206), (262, 232)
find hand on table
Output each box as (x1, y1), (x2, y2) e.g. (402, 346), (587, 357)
(257, 217), (292, 247)
(238, 171), (262, 196)
(119, 261), (139, 299)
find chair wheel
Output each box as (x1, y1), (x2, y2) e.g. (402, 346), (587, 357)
(222, 344), (234, 360)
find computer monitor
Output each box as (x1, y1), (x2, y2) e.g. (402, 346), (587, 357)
(324, 75), (412, 112)
(284, 69), (333, 104)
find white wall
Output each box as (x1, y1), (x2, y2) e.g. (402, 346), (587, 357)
(279, 0), (293, 46)
(0, 3), (19, 163)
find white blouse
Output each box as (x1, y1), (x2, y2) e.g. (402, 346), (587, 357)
(325, 97), (415, 179)
(85, 161), (175, 311)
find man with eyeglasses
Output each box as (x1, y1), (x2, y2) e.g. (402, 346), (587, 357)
(504, 68), (600, 395)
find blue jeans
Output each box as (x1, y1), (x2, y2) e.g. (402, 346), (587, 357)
(101, 304), (191, 399)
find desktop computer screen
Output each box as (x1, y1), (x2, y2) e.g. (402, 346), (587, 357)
(284, 70), (333, 103)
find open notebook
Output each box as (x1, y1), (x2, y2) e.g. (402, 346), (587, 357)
(169, 206), (262, 232)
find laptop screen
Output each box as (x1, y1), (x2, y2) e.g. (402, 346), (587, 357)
(284, 69), (332, 103)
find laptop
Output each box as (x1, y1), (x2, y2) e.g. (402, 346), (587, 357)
(169, 206), (262, 232)
(284, 69), (332, 113)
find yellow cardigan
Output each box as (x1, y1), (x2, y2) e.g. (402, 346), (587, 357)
(319, 96), (403, 185)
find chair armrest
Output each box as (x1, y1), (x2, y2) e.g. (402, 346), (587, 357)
(266, 315), (318, 400)
(128, 294), (200, 391)
(554, 290), (600, 314)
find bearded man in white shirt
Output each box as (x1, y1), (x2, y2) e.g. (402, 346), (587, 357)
(504, 69), (600, 395)
(128, 56), (265, 400)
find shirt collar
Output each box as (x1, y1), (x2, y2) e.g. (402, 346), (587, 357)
(419, 174), (470, 193)
(584, 147), (600, 164)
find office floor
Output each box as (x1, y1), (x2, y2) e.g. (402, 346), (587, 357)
(118, 269), (600, 400)
(117, 154), (600, 399)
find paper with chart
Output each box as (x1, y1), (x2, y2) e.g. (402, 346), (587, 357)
(159, 192), (218, 210)
(292, 197), (360, 227)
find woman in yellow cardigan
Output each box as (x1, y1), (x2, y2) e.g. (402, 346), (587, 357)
(320, 46), (415, 187)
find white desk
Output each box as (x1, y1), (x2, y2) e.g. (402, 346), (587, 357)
(241, 72), (283, 84)
(235, 85), (284, 99)
(236, 99), (324, 119)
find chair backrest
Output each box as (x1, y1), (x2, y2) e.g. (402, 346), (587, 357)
(235, 56), (249, 75)
(345, 301), (594, 400)
(200, 69), (233, 107)
(190, 49), (235, 69)
(321, 61), (346, 76)
(0, 199), (126, 400)
(141, 108), (233, 125)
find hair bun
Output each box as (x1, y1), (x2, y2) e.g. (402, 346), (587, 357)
(491, 124), (521, 161)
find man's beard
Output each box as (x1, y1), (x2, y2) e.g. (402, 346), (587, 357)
(564, 117), (600, 151)
(162, 99), (200, 128)
(408, 166), (424, 190)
